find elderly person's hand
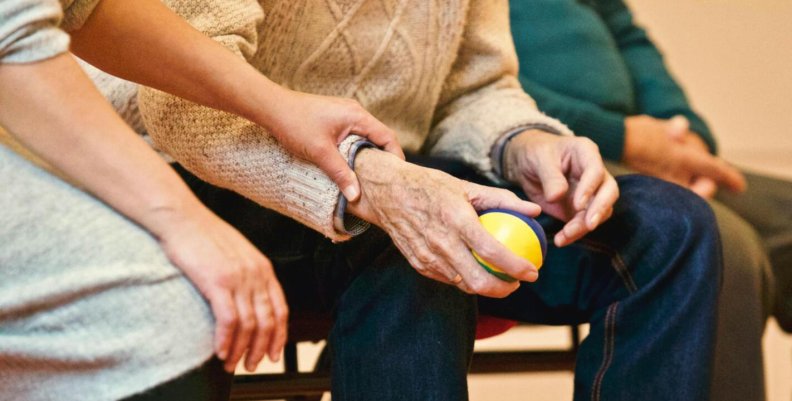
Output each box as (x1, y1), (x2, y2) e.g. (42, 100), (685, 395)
(347, 150), (541, 298)
(623, 115), (745, 198)
(503, 130), (620, 247)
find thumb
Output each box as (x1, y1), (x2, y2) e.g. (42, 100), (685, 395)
(352, 115), (405, 160)
(665, 115), (690, 140)
(318, 152), (361, 202)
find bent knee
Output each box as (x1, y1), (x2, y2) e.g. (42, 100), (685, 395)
(616, 175), (717, 239)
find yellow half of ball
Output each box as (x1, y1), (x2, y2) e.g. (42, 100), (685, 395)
(473, 212), (544, 277)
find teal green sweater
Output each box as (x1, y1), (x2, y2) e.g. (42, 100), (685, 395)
(510, 0), (716, 161)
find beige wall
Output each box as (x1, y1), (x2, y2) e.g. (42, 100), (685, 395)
(627, 0), (792, 178)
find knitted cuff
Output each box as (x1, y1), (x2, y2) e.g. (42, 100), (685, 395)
(489, 123), (571, 185)
(332, 139), (376, 238)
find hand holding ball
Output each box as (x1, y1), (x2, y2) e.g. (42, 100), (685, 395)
(473, 209), (547, 282)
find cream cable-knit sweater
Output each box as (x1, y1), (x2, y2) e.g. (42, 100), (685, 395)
(138, 0), (572, 241)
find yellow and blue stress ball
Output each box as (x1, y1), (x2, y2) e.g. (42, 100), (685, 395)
(473, 209), (548, 282)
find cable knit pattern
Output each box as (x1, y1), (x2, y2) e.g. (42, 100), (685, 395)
(139, 0), (571, 241)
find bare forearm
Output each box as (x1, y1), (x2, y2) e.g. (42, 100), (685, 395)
(69, 0), (282, 131)
(0, 53), (204, 236)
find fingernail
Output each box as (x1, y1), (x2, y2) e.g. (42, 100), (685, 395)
(217, 349), (227, 361)
(554, 233), (566, 247)
(589, 212), (601, 228)
(343, 185), (359, 201)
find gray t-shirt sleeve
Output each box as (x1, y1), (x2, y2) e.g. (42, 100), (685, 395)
(0, 0), (70, 64)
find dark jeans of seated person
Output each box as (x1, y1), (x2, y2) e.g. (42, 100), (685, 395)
(169, 155), (722, 401)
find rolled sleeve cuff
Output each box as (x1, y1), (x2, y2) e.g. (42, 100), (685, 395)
(332, 139), (377, 238)
(489, 123), (571, 185)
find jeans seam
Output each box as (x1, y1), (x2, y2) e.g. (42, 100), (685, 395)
(591, 302), (619, 401)
(580, 239), (638, 294)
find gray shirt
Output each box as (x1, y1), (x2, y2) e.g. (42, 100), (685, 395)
(0, 0), (99, 64)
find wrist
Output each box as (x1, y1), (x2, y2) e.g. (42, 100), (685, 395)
(238, 77), (291, 133)
(502, 129), (542, 182)
(622, 116), (645, 164)
(136, 194), (210, 241)
(345, 148), (408, 226)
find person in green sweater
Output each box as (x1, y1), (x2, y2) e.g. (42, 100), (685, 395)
(510, 0), (792, 399)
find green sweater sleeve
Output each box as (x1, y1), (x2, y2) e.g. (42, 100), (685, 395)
(593, 0), (717, 153)
(518, 73), (627, 161)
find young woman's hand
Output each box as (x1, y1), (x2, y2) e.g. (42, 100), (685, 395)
(144, 205), (289, 373)
(263, 90), (404, 201)
(72, 0), (404, 203)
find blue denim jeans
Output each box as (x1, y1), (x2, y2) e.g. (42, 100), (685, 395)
(480, 176), (721, 401)
(175, 164), (477, 401)
(176, 159), (721, 401)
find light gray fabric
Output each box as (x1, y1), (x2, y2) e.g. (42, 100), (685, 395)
(606, 162), (773, 401)
(0, 0), (100, 64)
(0, 0), (69, 64)
(0, 144), (215, 401)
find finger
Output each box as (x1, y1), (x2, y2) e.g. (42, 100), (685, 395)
(244, 289), (274, 372)
(413, 217), (519, 296)
(457, 209), (539, 283)
(208, 289), (237, 362)
(451, 245), (520, 298)
(665, 115), (690, 140)
(465, 182), (541, 217)
(352, 114), (405, 160)
(225, 290), (256, 372)
(686, 156), (746, 193)
(315, 150), (362, 202)
(554, 209), (588, 247)
(266, 279), (289, 362)
(584, 173), (619, 231)
(689, 176), (718, 199)
(570, 153), (607, 211)
(532, 159), (570, 202)
(408, 242), (463, 285)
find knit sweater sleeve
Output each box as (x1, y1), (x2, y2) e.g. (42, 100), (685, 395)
(137, 0), (360, 241)
(0, 0), (69, 64)
(424, 0), (572, 181)
(594, 0), (716, 153)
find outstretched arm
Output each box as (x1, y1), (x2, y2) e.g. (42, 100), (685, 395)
(70, 0), (402, 203)
(124, 0), (393, 240)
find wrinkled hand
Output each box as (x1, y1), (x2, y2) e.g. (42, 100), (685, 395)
(145, 205), (288, 373)
(624, 115), (745, 198)
(264, 89), (404, 202)
(503, 130), (619, 247)
(347, 150), (542, 297)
